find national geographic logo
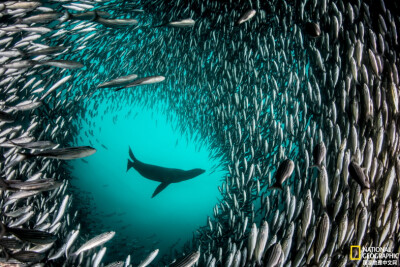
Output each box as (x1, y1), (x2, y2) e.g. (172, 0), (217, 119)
(350, 245), (399, 266)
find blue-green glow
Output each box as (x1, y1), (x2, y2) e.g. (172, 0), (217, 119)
(71, 98), (224, 261)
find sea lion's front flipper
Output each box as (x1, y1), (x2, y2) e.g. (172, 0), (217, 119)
(152, 183), (170, 198)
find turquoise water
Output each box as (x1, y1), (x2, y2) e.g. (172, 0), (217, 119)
(70, 98), (225, 262)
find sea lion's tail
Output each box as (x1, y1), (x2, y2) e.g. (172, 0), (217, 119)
(127, 146), (136, 172)
(128, 146), (137, 161)
(127, 158), (134, 172)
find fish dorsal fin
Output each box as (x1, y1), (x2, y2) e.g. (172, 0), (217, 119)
(152, 183), (170, 198)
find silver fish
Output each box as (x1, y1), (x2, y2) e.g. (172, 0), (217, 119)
(138, 249), (159, 267)
(302, 190), (312, 238)
(39, 60), (84, 69)
(254, 221), (268, 265)
(169, 251), (200, 267)
(105, 262), (125, 267)
(312, 142), (326, 167)
(264, 242), (282, 267)
(6, 2), (41, 9)
(19, 146), (96, 160)
(65, 229), (79, 257)
(74, 231), (115, 256)
(381, 166), (395, 205)
(237, 10), (256, 25)
(115, 76), (165, 91)
(270, 159), (294, 190)
(305, 22), (321, 37)
(93, 247), (107, 267)
(247, 223), (258, 261)
(318, 166), (329, 208)
(314, 213), (330, 263)
(348, 161), (370, 190)
(156, 18), (196, 28)
(97, 74), (138, 88)
(96, 17), (138, 28)
(21, 12), (62, 24)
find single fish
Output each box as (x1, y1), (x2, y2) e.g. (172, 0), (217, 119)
(0, 238), (24, 250)
(6, 2), (41, 10)
(2, 179), (62, 191)
(304, 22), (321, 37)
(10, 140), (57, 149)
(39, 60), (83, 69)
(115, 76), (165, 91)
(21, 12), (62, 24)
(348, 161), (370, 190)
(105, 262), (125, 267)
(96, 16), (138, 28)
(27, 46), (67, 56)
(10, 100), (42, 111)
(237, 10), (256, 25)
(138, 249), (159, 267)
(311, 142), (326, 167)
(6, 225), (57, 244)
(11, 251), (45, 263)
(97, 74), (138, 88)
(19, 146), (96, 160)
(155, 18), (195, 28)
(254, 221), (268, 265)
(269, 159), (294, 190)
(74, 231), (115, 256)
(169, 251), (200, 267)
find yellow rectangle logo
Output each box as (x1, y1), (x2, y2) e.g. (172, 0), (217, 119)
(350, 246), (361, 260)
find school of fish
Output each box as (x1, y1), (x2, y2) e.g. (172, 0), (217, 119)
(0, 0), (399, 266)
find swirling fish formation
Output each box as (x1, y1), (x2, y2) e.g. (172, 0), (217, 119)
(0, 0), (399, 266)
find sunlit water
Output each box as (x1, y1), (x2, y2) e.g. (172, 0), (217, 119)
(69, 98), (224, 262)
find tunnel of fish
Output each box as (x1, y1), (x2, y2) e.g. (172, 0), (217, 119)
(0, 0), (399, 266)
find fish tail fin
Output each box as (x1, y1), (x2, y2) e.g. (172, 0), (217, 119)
(17, 48), (27, 58)
(301, 231), (306, 239)
(7, 140), (18, 147)
(361, 188), (371, 195)
(0, 178), (9, 190)
(17, 152), (34, 160)
(4, 249), (10, 262)
(92, 11), (98, 22)
(35, 61), (45, 66)
(268, 182), (283, 190)
(153, 23), (166, 28)
(0, 222), (6, 238)
(309, 164), (321, 170)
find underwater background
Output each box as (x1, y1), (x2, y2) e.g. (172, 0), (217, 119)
(70, 100), (224, 263)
